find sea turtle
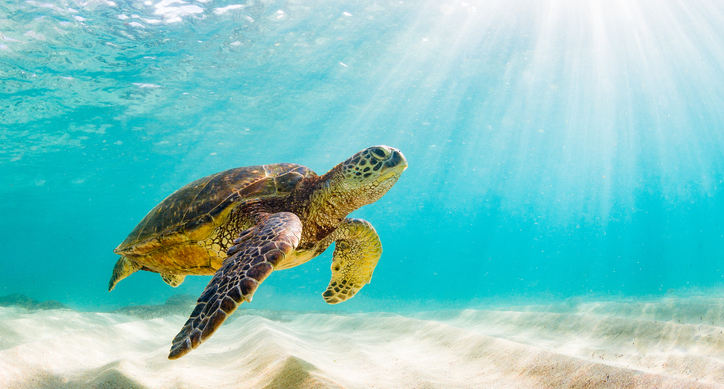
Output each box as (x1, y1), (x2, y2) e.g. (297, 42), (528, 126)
(109, 145), (407, 359)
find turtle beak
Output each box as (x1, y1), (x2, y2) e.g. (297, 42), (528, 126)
(377, 147), (407, 182)
(395, 149), (408, 171)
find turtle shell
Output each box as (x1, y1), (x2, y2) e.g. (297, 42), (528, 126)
(115, 163), (315, 256)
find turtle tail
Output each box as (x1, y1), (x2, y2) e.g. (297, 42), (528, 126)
(108, 256), (141, 291)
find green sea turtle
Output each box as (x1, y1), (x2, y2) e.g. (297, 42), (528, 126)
(109, 145), (407, 359)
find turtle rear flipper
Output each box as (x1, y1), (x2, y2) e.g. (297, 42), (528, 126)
(161, 273), (185, 287)
(322, 218), (382, 304)
(108, 256), (141, 291)
(168, 212), (302, 360)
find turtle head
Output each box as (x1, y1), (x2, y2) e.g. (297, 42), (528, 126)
(325, 145), (408, 206)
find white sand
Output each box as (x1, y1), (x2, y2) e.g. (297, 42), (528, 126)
(1, 297), (723, 388)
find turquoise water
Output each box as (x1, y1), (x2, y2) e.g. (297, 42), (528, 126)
(1, 0), (723, 312)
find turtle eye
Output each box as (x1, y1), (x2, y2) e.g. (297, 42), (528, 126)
(371, 147), (390, 159)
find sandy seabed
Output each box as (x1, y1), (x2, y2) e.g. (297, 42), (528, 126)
(1, 297), (723, 389)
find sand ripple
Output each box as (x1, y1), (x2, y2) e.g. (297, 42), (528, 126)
(1, 298), (722, 388)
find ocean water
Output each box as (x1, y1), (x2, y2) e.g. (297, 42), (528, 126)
(5, 1), (724, 386)
(2, 0), (724, 316)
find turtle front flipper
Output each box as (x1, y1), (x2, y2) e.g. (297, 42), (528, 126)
(168, 212), (302, 360)
(322, 218), (382, 304)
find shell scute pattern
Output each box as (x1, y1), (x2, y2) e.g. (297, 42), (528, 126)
(116, 164), (312, 255)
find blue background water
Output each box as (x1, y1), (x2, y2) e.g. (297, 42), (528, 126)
(1, 0), (723, 312)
